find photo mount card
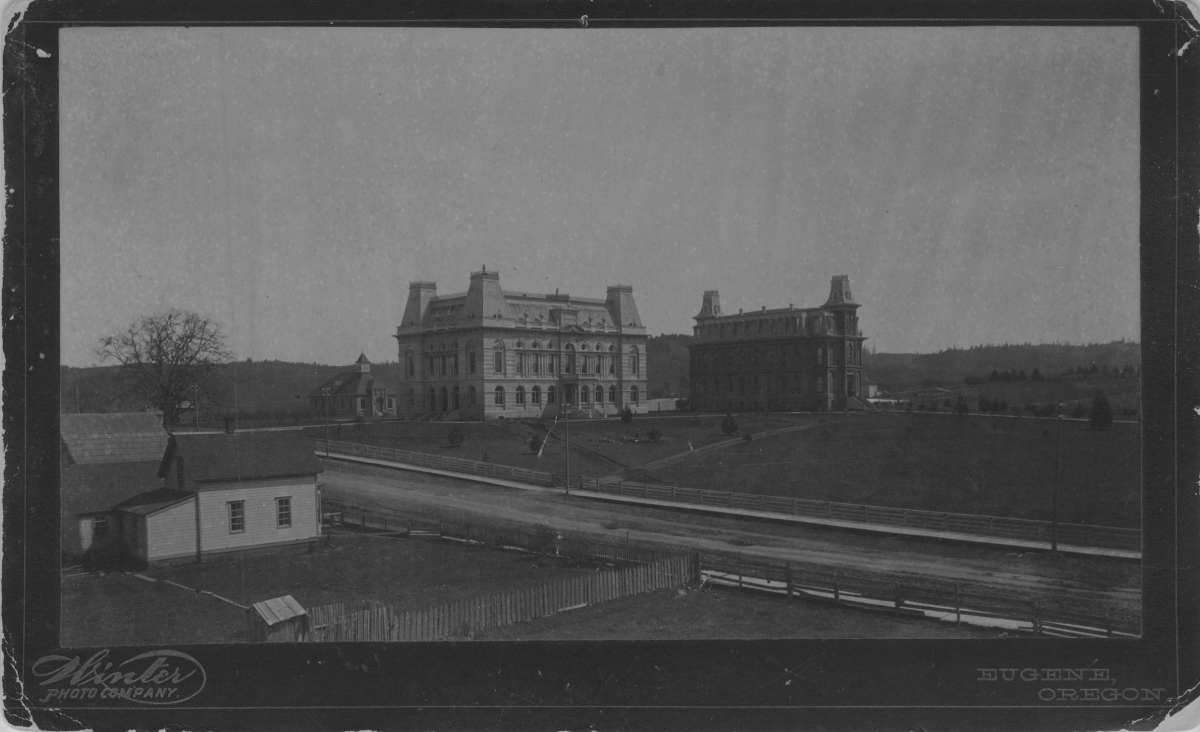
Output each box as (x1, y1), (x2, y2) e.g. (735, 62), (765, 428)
(3, 0), (1198, 730)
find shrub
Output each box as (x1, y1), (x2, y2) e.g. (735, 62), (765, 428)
(647, 426), (662, 442)
(621, 407), (634, 423)
(954, 394), (969, 416)
(353, 415), (366, 431)
(721, 413), (739, 435)
(528, 435), (543, 453)
(1089, 390), (1114, 430)
(448, 426), (465, 447)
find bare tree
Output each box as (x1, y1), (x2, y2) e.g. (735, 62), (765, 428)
(95, 309), (234, 426)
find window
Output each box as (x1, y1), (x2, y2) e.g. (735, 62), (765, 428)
(93, 515), (109, 539)
(516, 386), (526, 405)
(630, 348), (640, 375)
(493, 348), (504, 373)
(469, 351), (477, 374)
(387, 397), (395, 410)
(516, 352), (524, 374)
(406, 351), (415, 377)
(441, 387), (449, 411)
(276, 497), (292, 528)
(427, 355), (435, 374)
(532, 351), (540, 374)
(453, 387), (460, 410)
(468, 386), (477, 406)
(630, 385), (639, 404)
(428, 388), (436, 410)
(407, 388), (414, 407)
(452, 354), (459, 375)
(565, 344), (575, 374)
(228, 501), (245, 533)
(594, 385), (602, 404)
(494, 386), (505, 406)
(547, 386), (556, 404)
(609, 385), (616, 403)
(580, 386), (590, 404)
(817, 348), (824, 366)
(532, 386), (541, 404)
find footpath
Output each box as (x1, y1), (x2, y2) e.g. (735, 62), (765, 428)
(317, 451), (1139, 562)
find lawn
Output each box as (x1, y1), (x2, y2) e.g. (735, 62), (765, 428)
(638, 412), (1140, 528)
(476, 586), (1004, 640)
(61, 535), (603, 646)
(308, 414), (805, 476)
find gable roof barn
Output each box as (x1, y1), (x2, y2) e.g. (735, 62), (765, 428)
(60, 412), (169, 465)
(159, 429), (323, 485)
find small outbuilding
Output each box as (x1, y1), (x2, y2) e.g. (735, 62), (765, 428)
(245, 595), (309, 642)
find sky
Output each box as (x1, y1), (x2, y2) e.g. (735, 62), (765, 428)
(59, 26), (1140, 367)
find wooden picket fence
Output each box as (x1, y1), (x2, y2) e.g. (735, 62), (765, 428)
(303, 553), (694, 642)
(312, 437), (1140, 552)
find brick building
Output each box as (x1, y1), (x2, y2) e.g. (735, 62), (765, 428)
(688, 275), (868, 412)
(394, 268), (649, 419)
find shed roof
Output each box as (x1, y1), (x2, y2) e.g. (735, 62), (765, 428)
(160, 429), (323, 484)
(112, 488), (194, 516)
(63, 460), (164, 518)
(61, 413), (169, 465)
(250, 595), (307, 626)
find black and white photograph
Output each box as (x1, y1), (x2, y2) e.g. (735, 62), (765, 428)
(4, 2), (1197, 730)
(57, 24), (1142, 646)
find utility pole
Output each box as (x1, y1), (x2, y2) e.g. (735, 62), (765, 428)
(564, 400), (571, 496)
(194, 384), (200, 432)
(1052, 399), (1063, 552)
(322, 386), (333, 457)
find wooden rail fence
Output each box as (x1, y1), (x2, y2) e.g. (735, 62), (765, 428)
(302, 553), (694, 642)
(305, 501), (1138, 639)
(312, 438), (1140, 552)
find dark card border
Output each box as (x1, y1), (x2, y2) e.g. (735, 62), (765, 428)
(4, 2), (1198, 730)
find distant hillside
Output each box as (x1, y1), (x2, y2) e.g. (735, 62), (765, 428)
(863, 341), (1141, 390)
(646, 334), (692, 399)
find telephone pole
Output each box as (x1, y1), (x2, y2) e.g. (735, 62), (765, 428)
(1052, 399), (1063, 552)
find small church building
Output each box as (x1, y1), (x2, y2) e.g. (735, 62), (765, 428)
(309, 353), (397, 418)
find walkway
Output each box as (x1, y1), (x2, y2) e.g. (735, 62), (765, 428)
(317, 452), (1139, 561)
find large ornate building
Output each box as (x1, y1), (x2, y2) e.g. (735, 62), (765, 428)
(395, 268), (649, 419)
(688, 275), (867, 412)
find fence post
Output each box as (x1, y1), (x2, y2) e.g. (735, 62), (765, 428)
(786, 564), (793, 599)
(671, 486), (676, 502)
(893, 583), (902, 614)
(1032, 601), (1041, 636)
(955, 584), (961, 625)
(737, 553), (743, 588)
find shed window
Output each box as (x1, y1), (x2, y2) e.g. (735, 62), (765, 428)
(229, 501), (245, 533)
(276, 497), (292, 528)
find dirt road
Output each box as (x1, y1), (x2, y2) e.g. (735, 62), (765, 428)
(321, 466), (1139, 613)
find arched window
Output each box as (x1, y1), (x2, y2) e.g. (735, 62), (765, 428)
(407, 388), (414, 406)
(532, 386), (541, 404)
(547, 385), (556, 404)
(493, 344), (504, 374)
(467, 341), (477, 374)
(452, 386), (460, 410)
(468, 386), (477, 406)
(630, 347), (640, 376)
(531, 341), (541, 374)
(630, 386), (639, 404)
(406, 349), (415, 378)
(441, 387), (449, 411)
(516, 386), (525, 405)
(608, 385), (616, 403)
(594, 385), (603, 404)
(427, 388), (436, 410)
(494, 386), (505, 406)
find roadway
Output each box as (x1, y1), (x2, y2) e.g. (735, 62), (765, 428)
(321, 464), (1139, 619)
